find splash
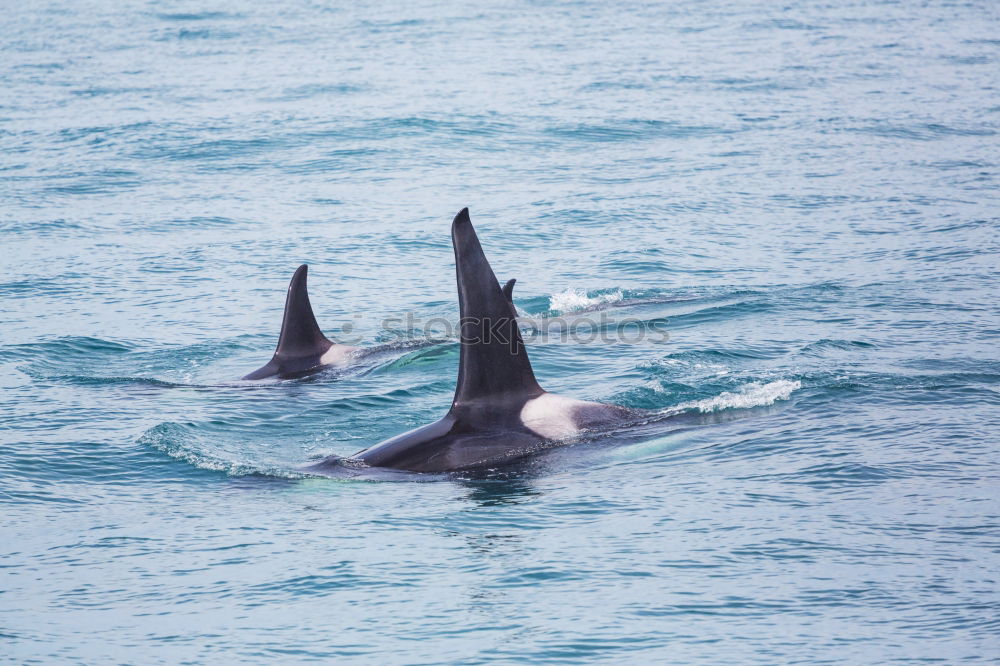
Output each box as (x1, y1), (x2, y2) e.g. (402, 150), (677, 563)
(675, 380), (801, 413)
(548, 288), (624, 314)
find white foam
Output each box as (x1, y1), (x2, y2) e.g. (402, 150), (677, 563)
(675, 380), (801, 414)
(549, 288), (624, 314)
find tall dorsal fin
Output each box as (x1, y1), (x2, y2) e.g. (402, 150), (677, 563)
(242, 264), (333, 380)
(450, 209), (542, 408)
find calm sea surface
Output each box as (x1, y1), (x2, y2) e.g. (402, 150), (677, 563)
(2, 1), (999, 662)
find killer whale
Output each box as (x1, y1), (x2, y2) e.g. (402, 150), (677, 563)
(242, 265), (359, 380)
(308, 208), (635, 473)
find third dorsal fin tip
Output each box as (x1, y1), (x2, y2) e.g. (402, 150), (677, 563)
(502, 278), (516, 302)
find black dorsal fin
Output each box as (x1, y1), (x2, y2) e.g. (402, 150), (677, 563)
(502, 278), (516, 303)
(450, 209), (543, 409)
(274, 264), (331, 358)
(242, 264), (333, 380)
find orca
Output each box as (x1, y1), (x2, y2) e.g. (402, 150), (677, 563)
(242, 265), (359, 380)
(308, 208), (636, 473)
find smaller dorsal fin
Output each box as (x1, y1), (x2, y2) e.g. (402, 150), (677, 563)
(502, 278), (516, 303)
(242, 265), (333, 380)
(274, 264), (331, 358)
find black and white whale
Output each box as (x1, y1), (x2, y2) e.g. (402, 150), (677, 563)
(308, 208), (636, 473)
(242, 265), (360, 380)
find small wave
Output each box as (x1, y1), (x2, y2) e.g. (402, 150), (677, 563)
(371, 342), (456, 373)
(549, 288), (624, 314)
(5, 336), (135, 361)
(544, 119), (737, 143)
(155, 11), (243, 21)
(800, 339), (876, 355)
(17, 370), (187, 388)
(138, 423), (307, 478)
(673, 380), (801, 414)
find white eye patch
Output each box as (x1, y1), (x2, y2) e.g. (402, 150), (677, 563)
(519, 393), (591, 440)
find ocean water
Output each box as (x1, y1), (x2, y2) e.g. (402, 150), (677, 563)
(2, 0), (999, 662)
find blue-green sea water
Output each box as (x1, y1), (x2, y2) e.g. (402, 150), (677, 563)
(2, 0), (999, 662)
